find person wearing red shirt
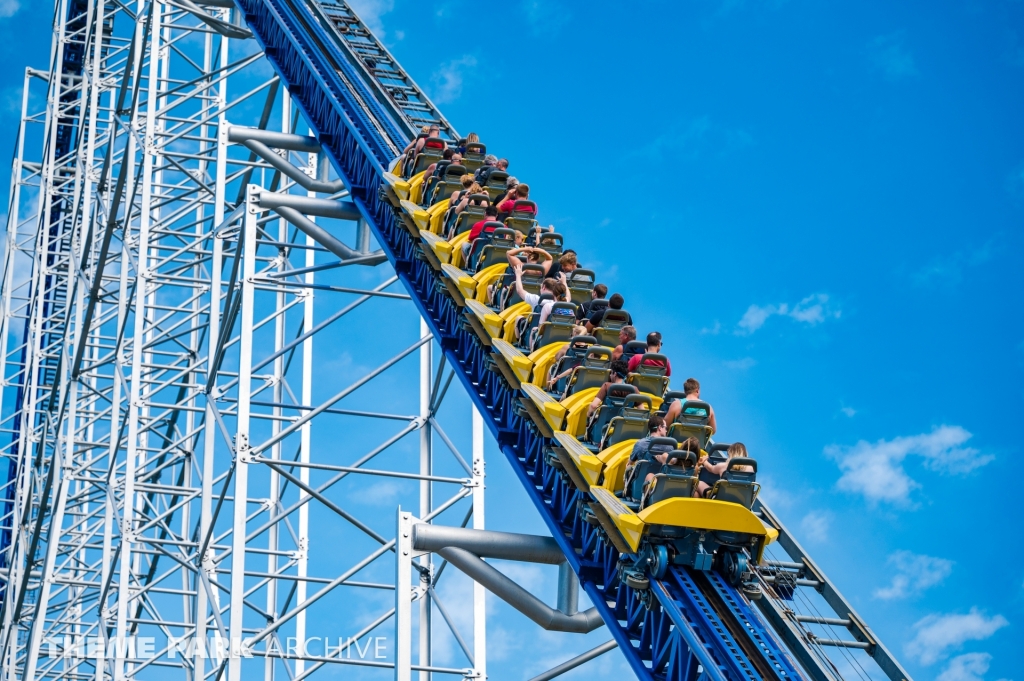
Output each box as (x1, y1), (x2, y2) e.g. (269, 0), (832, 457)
(627, 331), (671, 376)
(497, 183), (534, 215)
(461, 206), (501, 264)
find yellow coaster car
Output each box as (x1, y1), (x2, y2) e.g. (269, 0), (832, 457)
(553, 434), (778, 590)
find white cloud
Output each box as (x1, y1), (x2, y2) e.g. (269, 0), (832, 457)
(827, 425), (992, 505)
(936, 653), (998, 681)
(700, 320), (721, 335)
(874, 550), (953, 600)
(429, 55), (477, 104)
(0, 0), (19, 18)
(906, 609), (1008, 665)
(840, 406), (857, 417)
(724, 357), (756, 370)
(799, 511), (831, 543)
(736, 293), (840, 334)
(868, 32), (918, 80)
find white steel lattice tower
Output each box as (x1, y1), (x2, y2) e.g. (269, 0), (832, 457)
(0, 3), (487, 681)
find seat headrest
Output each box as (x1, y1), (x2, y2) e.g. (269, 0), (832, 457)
(623, 341), (648, 354)
(539, 233), (563, 246)
(607, 384), (638, 398)
(601, 309), (630, 324)
(568, 268), (595, 282)
(727, 457), (757, 474)
(538, 292), (554, 301)
(482, 221), (505, 231)
(521, 264), (545, 275)
(550, 302), (576, 317)
(487, 171), (509, 184)
(468, 193), (490, 203)
(492, 227), (517, 241)
(445, 164), (467, 177)
(424, 137), (445, 149)
(465, 142), (486, 154)
(586, 346), (612, 360)
(623, 393), (653, 408)
(662, 390), (687, 403)
(511, 200), (537, 213)
(568, 334), (596, 346)
(589, 298), (608, 307)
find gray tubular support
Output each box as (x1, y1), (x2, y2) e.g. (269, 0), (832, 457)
(271, 206), (386, 264)
(557, 562), (579, 616)
(527, 640), (619, 681)
(436, 547), (604, 634)
(412, 524), (566, 565)
(257, 192), (360, 221)
(227, 126), (322, 153)
(175, 0), (252, 39)
(241, 138), (346, 193)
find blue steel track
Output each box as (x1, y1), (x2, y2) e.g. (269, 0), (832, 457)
(233, 1), (808, 679)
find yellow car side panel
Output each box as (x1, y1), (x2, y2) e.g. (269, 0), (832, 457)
(552, 432), (604, 487)
(590, 487), (645, 554)
(440, 264), (476, 301)
(521, 383), (567, 432)
(491, 339), (533, 383)
(419, 230), (452, 265)
(637, 498), (768, 537)
(473, 263), (507, 303)
(382, 172), (411, 200)
(597, 444), (636, 494)
(561, 387), (599, 437)
(428, 200), (450, 234)
(449, 232), (470, 269)
(499, 302), (531, 343)
(528, 342), (567, 388)
(408, 170), (427, 204)
(467, 302), (507, 341)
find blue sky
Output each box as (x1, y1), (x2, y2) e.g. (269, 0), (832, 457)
(1, 1), (1022, 680)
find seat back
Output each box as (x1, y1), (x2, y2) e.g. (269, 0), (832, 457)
(626, 459), (659, 503)
(550, 335), (596, 394)
(451, 195), (490, 236)
(503, 263), (545, 308)
(504, 200), (538, 236)
(430, 164), (468, 204)
(711, 458), (759, 509)
(566, 269), (595, 300)
(485, 171), (509, 201)
(657, 390), (687, 417)
(620, 340), (648, 364)
(466, 221), (506, 266)
(565, 346), (612, 395)
(536, 232), (564, 258)
(473, 227), (517, 272)
(626, 353), (670, 397)
(667, 399), (713, 446)
(461, 142), (486, 172)
(586, 384), (638, 445)
(534, 301), (578, 350)
(602, 404), (651, 448)
(668, 422), (713, 449)
(411, 137), (446, 176)
(593, 309), (631, 347)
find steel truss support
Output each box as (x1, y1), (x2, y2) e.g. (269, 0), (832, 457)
(0, 4), (487, 681)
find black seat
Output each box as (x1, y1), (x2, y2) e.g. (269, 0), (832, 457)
(619, 340), (648, 364)
(504, 200), (538, 236)
(461, 142), (487, 172)
(710, 458), (759, 509)
(667, 399), (714, 448)
(411, 137), (446, 176)
(564, 346), (613, 396)
(465, 221), (507, 268)
(502, 263), (545, 309)
(532, 301), (578, 351)
(566, 269), (595, 301)
(472, 227), (517, 272)
(548, 335), (596, 394)
(429, 164), (468, 205)
(626, 353), (670, 398)
(593, 309), (630, 347)
(601, 394), (653, 449)
(485, 170), (509, 201)
(535, 232), (564, 258)
(449, 193), (490, 237)
(642, 449), (699, 509)
(586, 384), (638, 445)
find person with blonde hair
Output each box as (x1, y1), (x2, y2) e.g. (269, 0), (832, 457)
(695, 442), (751, 498)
